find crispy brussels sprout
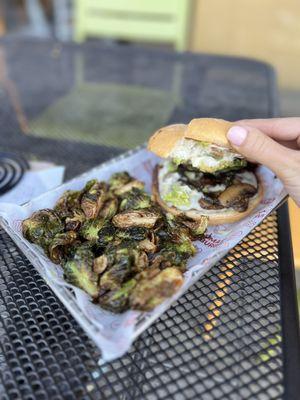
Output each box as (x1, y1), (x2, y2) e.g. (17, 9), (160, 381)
(150, 249), (186, 271)
(154, 213), (180, 243)
(63, 245), (98, 297)
(149, 225), (195, 270)
(156, 213), (202, 247)
(99, 198), (118, 219)
(170, 229), (196, 254)
(130, 267), (183, 311)
(98, 279), (137, 313)
(133, 250), (149, 272)
(138, 238), (157, 253)
(135, 267), (161, 281)
(97, 224), (116, 247)
(48, 231), (77, 264)
(93, 254), (108, 275)
(114, 180), (144, 196)
(108, 172), (144, 196)
(108, 172), (132, 190)
(64, 240), (93, 261)
(65, 209), (86, 231)
(99, 248), (134, 291)
(22, 169), (208, 314)
(82, 179), (98, 191)
(178, 215), (208, 238)
(119, 188), (151, 211)
(113, 210), (161, 229)
(54, 190), (82, 219)
(81, 181), (107, 219)
(115, 227), (148, 242)
(22, 209), (64, 248)
(161, 227), (196, 266)
(79, 218), (105, 241)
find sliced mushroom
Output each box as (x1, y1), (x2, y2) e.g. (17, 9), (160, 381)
(218, 183), (257, 211)
(199, 197), (225, 210)
(112, 210), (160, 229)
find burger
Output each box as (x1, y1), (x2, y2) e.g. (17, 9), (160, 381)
(148, 118), (263, 225)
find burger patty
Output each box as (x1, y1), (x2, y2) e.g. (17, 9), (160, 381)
(177, 164), (236, 192)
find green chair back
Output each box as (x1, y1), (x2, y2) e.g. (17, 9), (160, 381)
(74, 0), (191, 51)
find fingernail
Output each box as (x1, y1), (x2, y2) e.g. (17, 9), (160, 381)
(227, 126), (248, 146)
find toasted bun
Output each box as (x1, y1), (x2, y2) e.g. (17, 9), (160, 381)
(185, 118), (234, 149)
(152, 165), (263, 225)
(147, 124), (186, 158)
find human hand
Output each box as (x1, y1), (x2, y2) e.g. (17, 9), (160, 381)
(227, 118), (300, 206)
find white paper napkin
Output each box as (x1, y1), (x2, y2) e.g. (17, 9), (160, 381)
(0, 161), (65, 205)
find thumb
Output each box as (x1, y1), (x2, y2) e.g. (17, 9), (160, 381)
(227, 125), (298, 181)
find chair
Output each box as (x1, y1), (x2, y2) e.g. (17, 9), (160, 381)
(74, 0), (191, 51)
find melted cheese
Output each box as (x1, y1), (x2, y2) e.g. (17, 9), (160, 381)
(169, 138), (243, 172)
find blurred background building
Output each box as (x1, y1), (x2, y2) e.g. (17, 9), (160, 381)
(0, 0), (299, 296)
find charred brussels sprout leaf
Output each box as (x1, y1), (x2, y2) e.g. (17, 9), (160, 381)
(133, 250), (149, 272)
(93, 254), (108, 275)
(114, 180), (144, 196)
(81, 181), (107, 219)
(150, 248), (187, 271)
(22, 209), (64, 248)
(109, 172), (145, 196)
(98, 224), (116, 247)
(99, 248), (135, 291)
(138, 238), (157, 253)
(113, 210), (161, 229)
(98, 279), (137, 313)
(108, 172), (132, 190)
(48, 230), (77, 264)
(65, 209), (86, 231)
(99, 198), (118, 220)
(54, 190), (82, 219)
(115, 227), (148, 242)
(130, 267), (183, 311)
(178, 215), (208, 238)
(63, 245), (98, 298)
(80, 218), (105, 241)
(82, 179), (98, 192)
(169, 229), (196, 255)
(119, 188), (151, 211)
(149, 222), (196, 271)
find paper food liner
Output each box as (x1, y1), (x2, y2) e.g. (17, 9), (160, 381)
(0, 147), (287, 361)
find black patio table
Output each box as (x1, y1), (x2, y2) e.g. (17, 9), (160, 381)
(0, 38), (299, 400)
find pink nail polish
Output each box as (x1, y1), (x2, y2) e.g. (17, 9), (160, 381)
(227, 126), (248, 146)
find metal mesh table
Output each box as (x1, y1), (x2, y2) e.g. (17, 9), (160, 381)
(0, 38), (299, 400)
